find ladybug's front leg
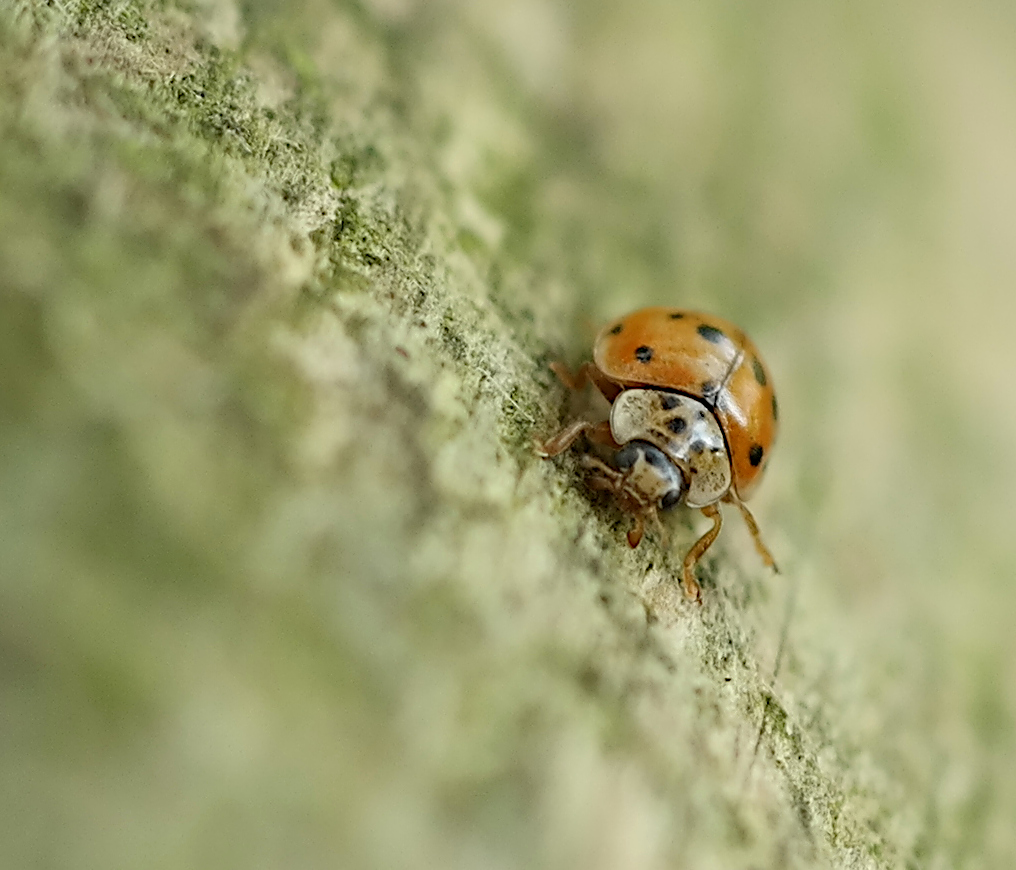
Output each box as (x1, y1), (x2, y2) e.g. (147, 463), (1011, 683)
(536, 420), (619, 458)
(680, 504), (723, 603)
(579, 455), (656, 550)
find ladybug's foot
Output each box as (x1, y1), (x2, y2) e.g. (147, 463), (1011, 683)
(629, 508), (664, 549)
(627, 515), (645, 548)
(680, 504), (723, 602)
(681, 565), (703, 603)
(727, 497), (779, 573)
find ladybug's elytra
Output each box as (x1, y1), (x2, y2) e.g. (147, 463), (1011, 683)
(537, 307), (778, 601)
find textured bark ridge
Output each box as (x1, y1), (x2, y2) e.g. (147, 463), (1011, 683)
(2, 2), (1014, 869)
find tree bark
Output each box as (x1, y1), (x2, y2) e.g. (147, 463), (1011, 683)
(0, 2), (1003, 869)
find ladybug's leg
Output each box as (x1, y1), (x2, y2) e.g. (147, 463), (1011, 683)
(549, 361), (623, 402)
(725, 495), (779, 573)
(548, 361), (591, 390)
(536, 420), (618, 458)
(578, 456), (641, 545)
(681, 504), (723, 603)
(585, 423), (622, 449)
(627, 515), (645, 548)
(578, 455), (651, 549)
(648, 509), (668, 547)
(579, 454), (624, 491)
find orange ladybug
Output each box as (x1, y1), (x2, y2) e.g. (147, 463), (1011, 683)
(537, 307), (778, 601)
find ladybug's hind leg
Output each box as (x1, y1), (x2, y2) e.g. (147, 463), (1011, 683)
(724, 494), (779, 573)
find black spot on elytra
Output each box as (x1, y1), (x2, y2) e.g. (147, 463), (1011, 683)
(691, 439), (706, 454)
(660, 393), (681, 410)
(669, 311), (685, 320)
(697, 324), (725, 343)
(667, 416), (687, 434)
(697, 410), (706, 420)
(772, 394), (779, 421)
(635, 345), (653, 363)
(752, 357), (767, 386)
(749, 444), (764, 467)
(609, 323), (623, 335)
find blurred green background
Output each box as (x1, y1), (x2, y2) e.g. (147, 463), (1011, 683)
(2, 0), (1015, 867)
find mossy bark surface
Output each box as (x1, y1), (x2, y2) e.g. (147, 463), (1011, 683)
(3, 2), (1015, 869)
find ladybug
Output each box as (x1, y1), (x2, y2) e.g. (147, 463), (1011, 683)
(537, 307), (778, 601)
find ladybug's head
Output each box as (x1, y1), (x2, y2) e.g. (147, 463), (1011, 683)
(614, 440), (686, 512)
